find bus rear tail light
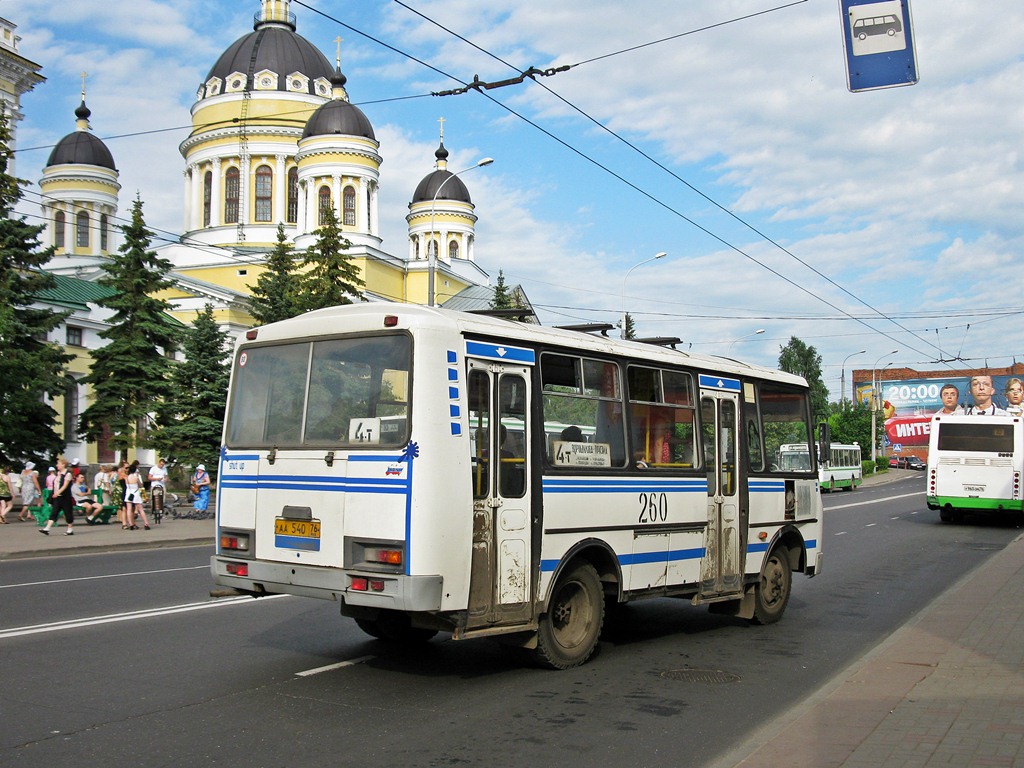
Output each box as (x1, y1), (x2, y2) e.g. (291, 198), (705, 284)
(349, 577), (389, 592)
(226, 562), (249, 577)
(220, 532), (251, 553)
(367, 548), (403, 565)
(1014, 472), (1021, 499)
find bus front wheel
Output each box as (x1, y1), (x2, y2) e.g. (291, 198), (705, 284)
(533, 561), (604, 669)
(751, 547), (792, 625)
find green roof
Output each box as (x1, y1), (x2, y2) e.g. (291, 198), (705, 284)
(34, 272), (116, 311)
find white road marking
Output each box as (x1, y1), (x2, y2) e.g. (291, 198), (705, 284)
(0, 565), (209, 590)
(827, 491), (923, 511)
(0, 594), (290, 640)
(296, 656), (375, 676)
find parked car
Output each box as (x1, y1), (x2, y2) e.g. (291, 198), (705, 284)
(889, 455), (908, 469)
(904, 456), (926, 471)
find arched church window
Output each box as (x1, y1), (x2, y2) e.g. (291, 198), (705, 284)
(255, 165), (273, 222)
(54, 211), (65, 249)
(100, 214), (109, 251)
(448, 239), (459, 261)
(318, 185), (332, 225)
(287, 168), (298, 223)
(343, 186), (356, 226)
(225, 167), (240, 224)
(203, 171), (212, 226)
(76, 210), (90, 248)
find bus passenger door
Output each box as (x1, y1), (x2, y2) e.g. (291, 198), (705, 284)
(699, 390), (743, 599)
(466, 360), (532, 629)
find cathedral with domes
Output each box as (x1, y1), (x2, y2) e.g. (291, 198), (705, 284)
(37, 0), (515, 336)
(16, 0), (530, 465)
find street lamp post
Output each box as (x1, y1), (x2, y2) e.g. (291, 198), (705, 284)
(840, 349), (866, 404)
(620, 251), (666, 339)
(727, 328), (765, 354)
(870, 350), (898, 463)
(428, 157), (493, 307)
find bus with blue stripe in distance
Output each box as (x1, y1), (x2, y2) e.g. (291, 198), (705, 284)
(211, 302), (824, 668)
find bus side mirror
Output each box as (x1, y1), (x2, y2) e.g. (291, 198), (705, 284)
(818, 422), (831, 464)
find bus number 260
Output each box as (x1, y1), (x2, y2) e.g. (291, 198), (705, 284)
(638, 492), (668, 524)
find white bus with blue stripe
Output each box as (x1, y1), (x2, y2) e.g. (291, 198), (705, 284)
(212, 302), (823, 668)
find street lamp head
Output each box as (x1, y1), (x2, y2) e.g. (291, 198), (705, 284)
(654, 251), (667, 260)
(476, 157), (494, 167)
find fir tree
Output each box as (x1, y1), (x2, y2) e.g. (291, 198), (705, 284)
(491, 269), (513, 309)
(623, 312), (637, 340)
(248, 223), (301, 325)
(295, 206), (364, 313)
(79, 197), (179, 458)
(0, 115), (72, 465)
(152, 303), (230, 473)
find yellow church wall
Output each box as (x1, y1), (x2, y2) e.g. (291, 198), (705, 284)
(190, 97), (318, 135)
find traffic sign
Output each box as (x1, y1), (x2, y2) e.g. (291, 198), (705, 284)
(892, 443), (903, 453)
(839, 0), (918, 92)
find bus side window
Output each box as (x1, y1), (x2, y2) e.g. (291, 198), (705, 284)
(747, 417), (764, 472)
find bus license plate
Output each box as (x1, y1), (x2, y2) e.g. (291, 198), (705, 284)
(275, 518), (321, 551)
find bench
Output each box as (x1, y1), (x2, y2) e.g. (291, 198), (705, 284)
(28, 489), (118, 526)
(26, 489), (51, 526)
(79, 489), (118, 525)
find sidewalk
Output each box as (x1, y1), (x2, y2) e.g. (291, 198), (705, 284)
(0, 511), (215, 560)
(719, 468), (1024, 768)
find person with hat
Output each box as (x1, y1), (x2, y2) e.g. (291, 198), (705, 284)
(17, 462), (42, 522)
(191, 464), (211, 517)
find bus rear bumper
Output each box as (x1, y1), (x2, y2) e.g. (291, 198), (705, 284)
(210, 556), (444, 612)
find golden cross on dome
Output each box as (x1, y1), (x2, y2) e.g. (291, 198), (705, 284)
(334, 36), (343, 68)
(81, 71), (87, 99)
(438, 115), (446, 142)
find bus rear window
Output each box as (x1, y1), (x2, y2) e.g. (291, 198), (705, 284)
(226, 335), (411, 448)
(937, 423), (1014, 453)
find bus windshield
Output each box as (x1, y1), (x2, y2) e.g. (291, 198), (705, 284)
(225, 334), (411, 448)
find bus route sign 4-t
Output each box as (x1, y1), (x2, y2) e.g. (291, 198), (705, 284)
(840, 0), (918, 92)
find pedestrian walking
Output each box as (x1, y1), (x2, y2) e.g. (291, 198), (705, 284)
(191, 464), (211, 517)
(0, 465), (13, 523)
(17, 462), (41, 521)
(40, 457), (74, 535)
(124, 460), (150, 530)
(115, 460), (129, 528)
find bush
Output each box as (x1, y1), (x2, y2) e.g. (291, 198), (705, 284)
(861, 459), (875, 476)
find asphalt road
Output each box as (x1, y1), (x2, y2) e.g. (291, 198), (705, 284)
(2, 473), (1018, 768)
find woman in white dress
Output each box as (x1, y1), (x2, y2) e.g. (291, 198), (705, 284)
(124, 460), (151, 530)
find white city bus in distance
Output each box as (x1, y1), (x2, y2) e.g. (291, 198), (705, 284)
(820, 443), (862, 492)
(211, 303), (824, 668)
(927, 414), (1023, 523)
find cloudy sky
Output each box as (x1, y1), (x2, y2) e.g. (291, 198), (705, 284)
(8, 0), (1023, 397)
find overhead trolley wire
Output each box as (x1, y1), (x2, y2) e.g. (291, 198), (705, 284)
(392, 0), (962, 368)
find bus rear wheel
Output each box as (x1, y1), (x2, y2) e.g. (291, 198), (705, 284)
(750, 547), (791, 625)
(533, 561), (604, 669)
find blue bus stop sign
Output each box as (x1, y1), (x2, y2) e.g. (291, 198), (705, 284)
(840, 0), (918, 92)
